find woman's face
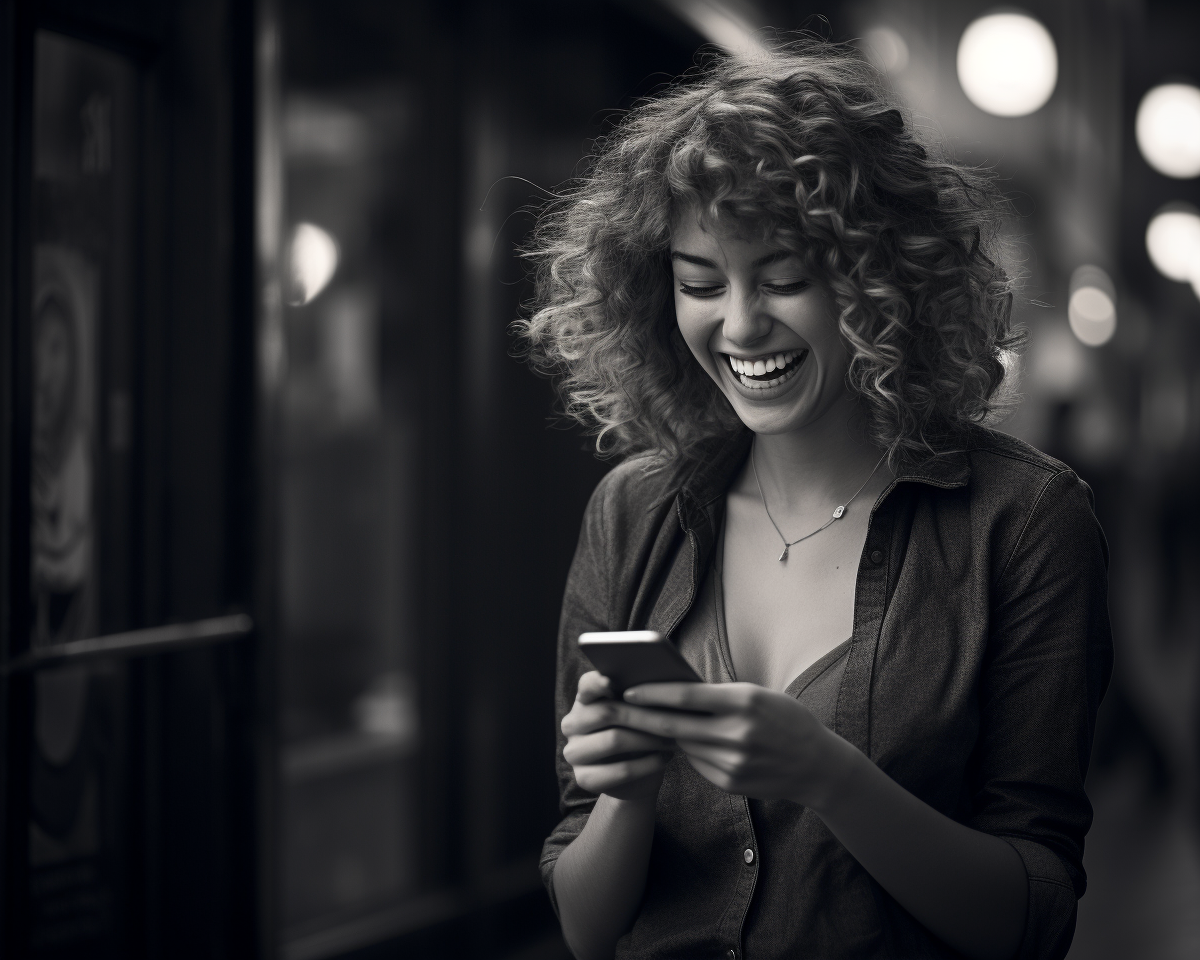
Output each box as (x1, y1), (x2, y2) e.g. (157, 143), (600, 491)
(670, 213), (852, 437)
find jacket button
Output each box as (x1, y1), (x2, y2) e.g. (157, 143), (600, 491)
(743, 847), (754, 864)
(870, 550), (884, 565)
(726, 950), (737, 960)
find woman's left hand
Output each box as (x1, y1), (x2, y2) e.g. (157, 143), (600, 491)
(621, 682), (856, 810)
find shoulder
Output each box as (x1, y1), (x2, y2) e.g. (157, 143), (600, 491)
(966, 427), (1077, 486)
(579, 457), (682, 568)
(959, 427), (1106, 579)
(585, 455), (680, 523)
(576, 452), (698, 574)
(568, 456), (685, 627)
(907, 427), (1094, 527)
(964, 427), (1095, 512)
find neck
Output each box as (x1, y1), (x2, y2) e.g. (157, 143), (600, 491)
(749, 396), (887, 512)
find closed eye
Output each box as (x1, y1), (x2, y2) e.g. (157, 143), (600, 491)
(762, 279), (810, 295)
(678, 281), (724, 298)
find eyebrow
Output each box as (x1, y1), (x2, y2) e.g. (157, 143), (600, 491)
(670, 250), (796, 269)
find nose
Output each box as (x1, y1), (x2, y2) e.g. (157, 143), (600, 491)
(722, 286), (772, 348)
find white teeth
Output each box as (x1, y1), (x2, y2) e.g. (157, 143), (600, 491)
(726, 349), (808, 387)
(728, 348), (807, 390)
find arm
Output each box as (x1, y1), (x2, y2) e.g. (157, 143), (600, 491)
(813, 730), (1027, 960)
(553, 672), (673, 960)
(814, 467), (1111, 959)
(553, 793), (658, 960)
(542, 469), (664, 959)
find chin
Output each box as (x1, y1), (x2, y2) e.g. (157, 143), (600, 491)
(725, 400), (814, 436)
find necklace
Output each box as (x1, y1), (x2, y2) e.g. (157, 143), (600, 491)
(750, 445), (887, 562)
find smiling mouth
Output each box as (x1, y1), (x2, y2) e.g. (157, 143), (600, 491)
(724, 349), (808, 390)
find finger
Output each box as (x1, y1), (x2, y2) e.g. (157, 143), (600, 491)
(611, 702), (738, 744)
(562, 697), (628, 737)
(576, 671), (614, 704)
(675, 739), (747, 773)
(565, 697), (734, 742)
(683, 753), (736, 793)
(625, 680), (761, 713)
(564, 727), (674, 766)
(574, 752), (670, 795)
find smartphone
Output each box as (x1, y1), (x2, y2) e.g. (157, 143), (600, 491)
(578, 630), (702, 696)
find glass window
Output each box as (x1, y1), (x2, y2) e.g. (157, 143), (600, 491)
(276, 66), (423, 946)
(28, 29), (139, 956)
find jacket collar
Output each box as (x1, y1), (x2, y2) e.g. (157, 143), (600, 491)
(674, 429), (971, 533)
(674, 431), (751, 532)
(892, 445), (971, 489)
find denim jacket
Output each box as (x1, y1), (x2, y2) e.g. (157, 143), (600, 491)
(542, 427), (1113, 960)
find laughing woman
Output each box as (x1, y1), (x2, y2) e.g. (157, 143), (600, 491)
(517, 38), (1112, 960)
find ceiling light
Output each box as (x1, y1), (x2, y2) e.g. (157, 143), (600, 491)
(957, 12), (1057, 117)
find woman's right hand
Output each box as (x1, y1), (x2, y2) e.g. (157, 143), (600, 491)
(561, 671), (675, 801)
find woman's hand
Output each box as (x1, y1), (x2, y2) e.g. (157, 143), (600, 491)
(561, 671), (676, 801)
(620, 681), (855, 810)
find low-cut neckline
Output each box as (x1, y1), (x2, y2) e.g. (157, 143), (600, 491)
(714, 507), (853, 697)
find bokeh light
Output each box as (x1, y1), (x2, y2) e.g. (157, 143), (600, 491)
(1068, 289), (1116, 347)
(1136, 83), (1200, 179)
(863, 26), (909, 74)
(286, 222), (339, 306)
(1144, 206), (1200, 284)
(1068, 265), (1117, 347)
(956, 12), (1057, 117)
(1028, 322), (1087, 400)
(659, 0), (764, 57)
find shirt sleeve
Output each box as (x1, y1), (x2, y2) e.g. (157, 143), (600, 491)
(539, 471), (616, 918)
(967, 468), (1114, 960)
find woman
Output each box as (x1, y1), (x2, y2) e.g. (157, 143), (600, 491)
(517, 38), (1112, 960)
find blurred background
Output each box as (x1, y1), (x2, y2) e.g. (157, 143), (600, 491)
(1, 0), (1198, 958)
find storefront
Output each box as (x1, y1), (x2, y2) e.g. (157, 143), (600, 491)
(0, 2), (697, 957)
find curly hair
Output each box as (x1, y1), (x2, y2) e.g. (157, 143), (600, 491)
(514, 35), (1022, 469)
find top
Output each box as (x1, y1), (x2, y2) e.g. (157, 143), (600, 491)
(697, 508), (852, 708)
(541, 427), (1114, 960)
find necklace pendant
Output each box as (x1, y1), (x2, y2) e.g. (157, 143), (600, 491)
(778, 544), (789, 562)
(832, 504), (845, 519)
